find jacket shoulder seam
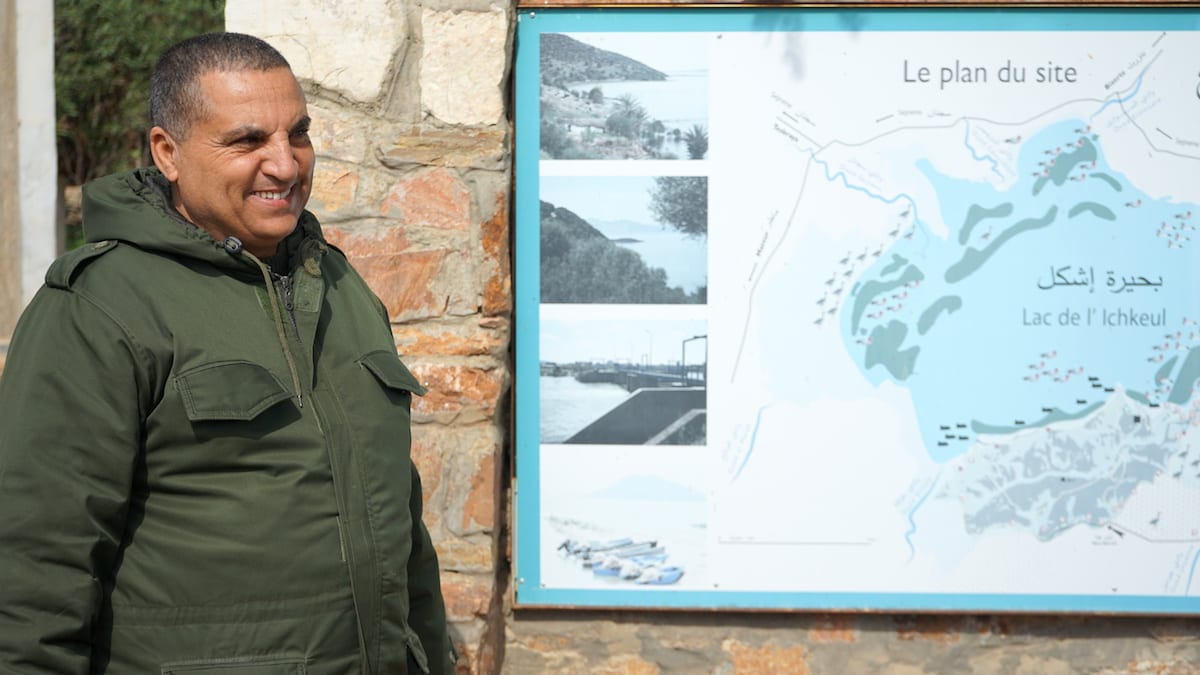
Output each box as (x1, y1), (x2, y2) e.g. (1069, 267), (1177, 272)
(44, 241), (120, 289)
(52, 283), (156, 417)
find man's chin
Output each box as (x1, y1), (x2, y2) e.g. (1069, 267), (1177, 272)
(255, 216), (302, 239)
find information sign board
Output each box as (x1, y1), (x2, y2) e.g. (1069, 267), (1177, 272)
(514, 6), (1200, 612)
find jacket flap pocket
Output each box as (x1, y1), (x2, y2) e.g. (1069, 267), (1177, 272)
(359, 350), (427, 396)
(161, 655), (306, 674)
(175, 360), (293, 421)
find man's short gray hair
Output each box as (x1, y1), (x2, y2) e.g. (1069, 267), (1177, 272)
(150, 32), (292, 138)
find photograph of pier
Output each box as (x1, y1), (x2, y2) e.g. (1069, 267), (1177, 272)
(540, 316), (707, 445)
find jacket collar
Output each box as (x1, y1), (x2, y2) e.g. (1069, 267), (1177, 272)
(80, 167), (326, 276)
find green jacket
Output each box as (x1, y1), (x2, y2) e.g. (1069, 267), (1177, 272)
(0, 169), (455, 674)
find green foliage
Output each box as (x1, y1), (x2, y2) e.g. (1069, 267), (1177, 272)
(604, 112), (637, 140)
(540, 117), (571, 158)
(587, 86), (604, 104)
(605, 94), (647, 140)
(649, 177), (708, 238)
(683, 124), (708, 160)
(540, 207), (701, 305)
(55, 0), (225, 186)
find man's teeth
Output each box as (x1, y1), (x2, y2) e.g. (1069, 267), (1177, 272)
(253, 186), (292, 200)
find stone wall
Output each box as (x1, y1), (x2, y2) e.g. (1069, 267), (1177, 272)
(226, 3), (512, 671)
(504, 612), (1200, 673)
(228, 2), (1200, 674)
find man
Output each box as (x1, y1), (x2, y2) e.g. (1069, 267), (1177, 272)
(0, 33), (455, 674)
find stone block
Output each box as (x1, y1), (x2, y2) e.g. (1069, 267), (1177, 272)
(461, 451), (494, 531)
(308, 162), (360, 219)
(515, 633), (574, 653)
(381, 168), (471, 230)
(594, 654), (660, 675)
(894, 615), (963, 645)
(440, 571), (492, 622)
(410, 432), (445, 511)
(451, 640), (478, 675)
(419, 8), (508, 125)
(479, 191), (511, 316)
(227, 0), (407, 103)
(409, 363), (503, 424)
(501, 643), (584, 674)
(415, 428), (499, 538)
(324, 226), (453, 322)
(308, 100), (369, 163)
(434, 536), (493, 573)
(808, 616), (858, 643)
(392, 321), (510, 359)
(1118, 659), (1198, 675)
(377, 126), (507, 172)
(723, 640), (811, 675)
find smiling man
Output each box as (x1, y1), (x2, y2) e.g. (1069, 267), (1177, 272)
(0, 33), (455, 674)
(150, 63), (315, 258)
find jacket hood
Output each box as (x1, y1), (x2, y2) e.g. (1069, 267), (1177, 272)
(80, 167), (326, 274)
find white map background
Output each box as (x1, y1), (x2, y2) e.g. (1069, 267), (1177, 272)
(706, 28), (1200, 601)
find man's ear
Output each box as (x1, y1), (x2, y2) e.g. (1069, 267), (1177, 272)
(149, 126), (180, 182)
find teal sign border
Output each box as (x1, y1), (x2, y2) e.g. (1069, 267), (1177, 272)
(513, 6), (1200, 612)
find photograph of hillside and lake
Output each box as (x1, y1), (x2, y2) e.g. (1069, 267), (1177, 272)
(541, 175), (707, 304)
(540, 32), (710, 160)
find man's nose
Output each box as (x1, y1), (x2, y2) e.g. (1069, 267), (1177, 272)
(261, 136), (299, 181)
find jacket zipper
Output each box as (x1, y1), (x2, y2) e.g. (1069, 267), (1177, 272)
(246, 248), (374, 664)
(275, 274), (302, 345)
(266, 261), (373, 665)
(234, 242), (374, 667)
(245, 253), (305, 409)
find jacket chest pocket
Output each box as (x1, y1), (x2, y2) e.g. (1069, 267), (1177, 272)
(175, 360), (294, 421)
(161, 655), (306, 674)
(358, 350), (427, 399)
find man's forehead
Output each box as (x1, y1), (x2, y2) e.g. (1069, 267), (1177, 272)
(196, 67), (303, 97)
(190, 68), (308, 128)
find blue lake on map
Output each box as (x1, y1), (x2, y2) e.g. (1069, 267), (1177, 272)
(824, 118), (1200, 463)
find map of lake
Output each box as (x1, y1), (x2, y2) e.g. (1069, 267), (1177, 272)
(829, 118), (1200, 463)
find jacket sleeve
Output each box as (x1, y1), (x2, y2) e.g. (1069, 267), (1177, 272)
(0, 286), (146, 673)
(405, 462), (457, 673)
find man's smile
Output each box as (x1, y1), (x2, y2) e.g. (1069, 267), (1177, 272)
(252, 185), (293, 201)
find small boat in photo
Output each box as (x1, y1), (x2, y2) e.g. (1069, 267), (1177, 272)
(635, 565), (685, 585)
(593, 552), (668, 577)
(579, 541), (662, 567)
(557, 537), (634, 557)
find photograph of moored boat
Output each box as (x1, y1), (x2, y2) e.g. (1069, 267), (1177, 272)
(539, 443), (707, 591)
(559, 537), (685, 586)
